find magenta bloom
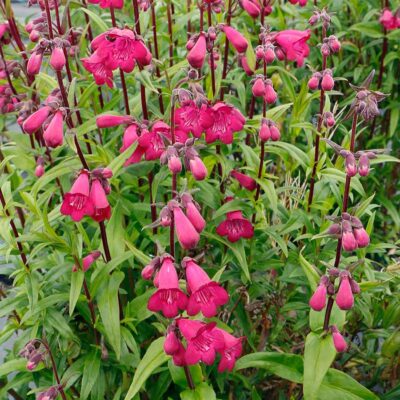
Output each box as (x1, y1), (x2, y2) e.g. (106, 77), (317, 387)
(241, 0), (261, 18)
(50, 47), (66, 71)
(309, 283), (327, 311)
(43, 110), (63, 148)
(96, 114), (133, 128)
(174, 101), (213, 138)
(332, 326), (347, 353)
(182, 258), (229, 317)
(335, 273), (354, 310)
(82, 28), (151, 86)
(187, 33), (207, 69)
(177, 319), (224, 365)
(379, 9), (400, 30)
(172, 205), (200, 249)
(87, 0), (123, 8)
(147, 256), (188, 318)
(189, 156), (208, 181)
(354, 227), (369, 248)
(274, 30), (311, 67)
(216, 205), (254, 242)
(181, 193), (205, 233)
(222, 25), (248, 53)
(203, 102), (245, 144)
(230, 170), (256, 191)
(23, 106), (52, 134)
(89, 179), (111, 222)
(61, 171), (94, 222)
(215, 328), (244, 372)
(73, 250), (101, 272)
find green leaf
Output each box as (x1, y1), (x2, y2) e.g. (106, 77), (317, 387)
(235, 352), (303, 383)
(317, 369), (379, 400)
(0, 359), (29, 377)
(69, 270), (84, 316)
(97, 271), (124, 360)
(80, 350), (101, 400)
(303, 332), (336, 400)
(299, 250), (320, 291)
(180, 383), (216, 400)
(168, 361), (203, 388)
(80, 7), (108, 31)
(124, 337), (169, 400)
(106, 201), (126, 258)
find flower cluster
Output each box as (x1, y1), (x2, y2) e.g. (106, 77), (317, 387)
(0, 85), (17, 113)
(379, 8), (400, 30)
(259, 118), (281, 142)
(82, 28), (152, 87)
(19, 340), (47, 371)
(251, 75), (277, 104)
(60, 169), (112, 222)
(308, 69), (335, 91)
(328, 213), (370, 252)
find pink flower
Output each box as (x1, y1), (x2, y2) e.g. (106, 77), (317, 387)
(120, 124), (139, 156)
(87, 0), (123, 8)
(43, 111), (64, 148)
(239, 55), (254, 76)
(230, 170), (256, 191)
(172, 205), (200, 249)
(221, 25), (248, 53)
(174, 101), (213, 138)
(379, 9), (400, 30)
(96, 114), (133, 128)
(187, 33), (207, 69)
(177, 319), (224, 365)
(252, 78), (266, 97)
(164, 331), (181, 355)
(341, 221), (357, 252)
(358, 153), (370, 177)
(274, 30), (311, 67)
(82, 28), (151, 86)
(181, 194), (206, 233)
(215, 329), (244, 372)
(264, 82), (277, 104)
(335, 273), (354, 310)
(27, 51), (43, 75)
(204, 102), (245, 144)
(331, 326), (347, 353)
(321, 71), (334, 91)
(73, 250), (102, 272)
(241, 0), (261, 18)
(289, 0), (307, 6)
(61, 171), (94, 222)
(309, 277), (328, 311)
(216, 201), (254, 242)
(353, 226), (369, 248)
(182, 257), (229, 317)
(189, 156), (208, 181)
(345, 153), (357, 177)
(147, 255), (188, 318)
(50, 47), (66, 71)
(89, 179), (111, 222)
(35, 165), (45, 177)
(23, 106), (52, 134)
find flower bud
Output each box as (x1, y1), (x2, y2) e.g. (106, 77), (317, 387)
(321, 72), (334, 91)
(168, 155), (182, 174)
(328, 35), (341, 53)
(350, 278), (360, 294)
(309, 14), (319, 26)
(43, 110), (64, 148)
(159, 206), (172, 227)
(255, 46), (264, 60)
(187, 33), (207, 69)
(164, 331), (180, 355)
(259, 120), (271, 142)
(27, 51), (43, 75)
(341, 221), (358, 252)
(323, 111), (335, 128)
(29, 30), (40, 42)
(50, 46), (66, 71)
(308, 73), (320, 90)
(96, 114), (132, 128)
(241, 0), (261, 18)
(270, 125), (280, 141)
(252, 78), (266, 97)
(309, 281), (327, 311)
(141, 264), (155, 280)
(222, 25), (248, 53)
(336, 272), (354, 310)
(321, 43), (331, 57)
(345, 153), (357, 177)
(332, 326), (347, 352)
(23, 106), (52, 134)
(264, 47), (275, 63)
(240, 55), (254, 76)
(189, 156), (207, 181)
(327, 223), (341, 235)
(358, 153), (370, 177)
(353, 227), (369, 248)
(264, 83), (277, 104)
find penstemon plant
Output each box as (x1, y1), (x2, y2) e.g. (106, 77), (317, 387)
(0, 0), (399, 399)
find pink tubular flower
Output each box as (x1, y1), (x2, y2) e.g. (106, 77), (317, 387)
(23, 106), (52, 134)
(309, 276), (329, 311)
(241, 0), (261, 18)
(252, 78), (266, 97)
(379, 9), (400, 30)
(221, 25), (248, 53)
(87, 0), (123, 8)
(216, 200), (254, 242)
(89, 179), (111, 222)
(174, 101), (213, 138)
(50, 47), (66, 71)
(120, 124), (139, 157)
(164, 331), (181, 355)
(177, 319), (224, 365)
(187, 33), (207, 69)
(230, 170), (256, 191)
(147, 255), (188, 318)
(204, 102), (245, 144)
(172, 205), (200, 249)
(81, 54), (114, 88)
(335, 272), (354, 310)
(27, 51), (43, 75)
(96, 114), (133, 128)
(331, 326), (347, 353)
(43, 111), (64, 148)
(353, 227), (369, 248)
(73, 250), (102, 272)
(341, 221), (357, 252)
(274, 30), (311, 67)
(182, 257), (229, 317)
(189, 156), (208, 181)
(61, 171), (94, 222)
(181, 193), (206, 233)
(215, 328), (244, 372)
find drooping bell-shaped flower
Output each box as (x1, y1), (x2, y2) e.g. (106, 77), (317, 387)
(221, 25), (248, 53)
(264, 80), (277, 104)
(182, 257), (229, 318)
(331, 325), (347, 353)
(230, 170), (256, 191)
(353, 227), (369, 248)
(72, 250), (102, 272)
(252, 77), (266, 97)
(170, 203), (200, 249)
(61, 171), (94, 222)
(309, 276), (330, 311)
(96, 114), (133, 128)
(147, 255), (188, 318)
(241, 0), (261, 18)
(215, 328), (244, 372)
(189, 156), (208, 181)
(23, 106), (52, 134)
(181, 193), (206, 233)
(50, 46), (66, 71)
(273, 30), (311, 67)
(164, 330), (181, 355)
(177, 319), (224, 365)
(89, 179), (111, 222)
(27, 51), (43, 75)
(341, 220), (358, 252)
(335, 272), (354, 310)
(187, 33), (207, 69)
(43, 110), (64, 148)
(174, 101), (213, 138)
